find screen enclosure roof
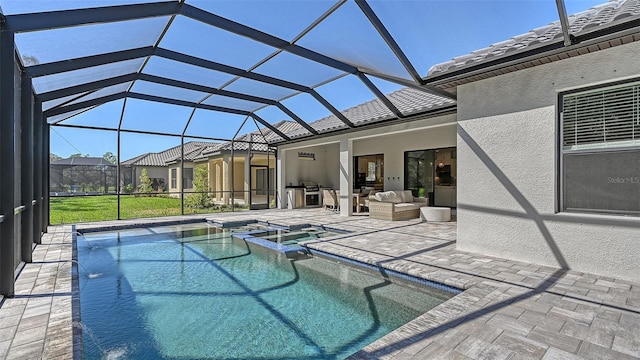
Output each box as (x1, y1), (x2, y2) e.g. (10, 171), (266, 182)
(2, 0), (639, 145)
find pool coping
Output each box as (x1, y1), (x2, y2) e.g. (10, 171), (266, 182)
(306, 248), (462, 295)
(70, 225), (83, 360)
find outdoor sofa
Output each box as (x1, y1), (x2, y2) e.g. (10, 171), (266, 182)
(367, 190), (429, 221)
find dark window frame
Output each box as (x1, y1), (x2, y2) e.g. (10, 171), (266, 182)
(558, 78), (640, 217)
(183, 167), (194, 189)
(170, 168), (177, 189)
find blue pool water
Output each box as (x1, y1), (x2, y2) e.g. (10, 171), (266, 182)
(76, 223), (454, 359)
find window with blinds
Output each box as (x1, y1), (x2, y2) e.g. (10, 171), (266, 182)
(560, 80), (640, 216)
(562, 82), (640, 151)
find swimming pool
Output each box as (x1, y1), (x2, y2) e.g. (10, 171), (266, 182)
(76, 222), (455, 359)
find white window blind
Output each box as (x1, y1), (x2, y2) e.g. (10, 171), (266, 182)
(562, 82), (640, 151)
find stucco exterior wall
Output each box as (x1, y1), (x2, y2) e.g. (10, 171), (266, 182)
(353, 125), (456, 191)
(232, 160), (245, 197)
(456, 40), (640, 281)
(283, 144), (340, 188)
(168, 163), (198, 190)
(131, 166), (167, 191)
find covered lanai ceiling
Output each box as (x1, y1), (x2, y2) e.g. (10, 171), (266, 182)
(1, 0), (633, 145)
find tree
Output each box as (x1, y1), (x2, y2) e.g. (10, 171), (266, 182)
(185, 165), (211, 208)
(102, 151), (117, 164)
(50, 153), (63, 162)
(137, 168), (153, 194)
(70, 153), (88, 158)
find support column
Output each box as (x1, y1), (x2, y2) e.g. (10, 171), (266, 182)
(33, 100), (43, 243)
(213, 161), (221, 201)
(43, 123), (50, 232)
(116, 128), (121, 219)
(20, 75), (34, 263)
(0, 28), (17, 296)
(339, 138), (353, 217)
(230, 147), (235, 209)
(244, 154), (250, 206)
(222, 155), (230, 205)
(180, 137), (185, 215)
(276, 148), (285, 209)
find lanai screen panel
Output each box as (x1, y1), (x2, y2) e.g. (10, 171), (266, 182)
(59, 100), (127, 129)
(10, 0), (597, 142)
(32, 59), (145, 94)
(130, 81), (209, 103)
(254, 52), (347, 88)
(202, 95), (264, 113)
(142, 57), (236, 90)
(188, 0), (337, 42)
(15, 16), (170, 65)
(295, 0), (412, 80)
(367, 1), (562, 77)
(0, 0), (176, 14)
(224, 78), (299, 102)
(65, 83), (133, 109)
(120, 99), (193, 134)
(184, 111), (251, 140)
(158, 15), (279, 71)
(43, 93), (89, 112)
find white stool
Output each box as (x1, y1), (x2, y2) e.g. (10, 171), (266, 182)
(420, 207), (451, 222)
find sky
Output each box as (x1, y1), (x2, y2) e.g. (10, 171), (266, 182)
(18, 0), (606, 162)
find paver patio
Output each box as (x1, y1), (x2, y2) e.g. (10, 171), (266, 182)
(0, 208), (638, 359)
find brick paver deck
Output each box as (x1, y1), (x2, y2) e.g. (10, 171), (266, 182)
(0, 209), (638, 359)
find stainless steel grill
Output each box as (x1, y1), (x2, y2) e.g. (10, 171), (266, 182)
(301, 181), (319, 192)
(302, 181), (320, 207)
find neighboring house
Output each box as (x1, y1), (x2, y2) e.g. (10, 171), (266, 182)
(122, 122), (300, 206)
(276, 1), (640, 282)
(50, 157), (117, 194)
(120, 141), (216, 193)
(164, 142), (217, 196)
(193, 120), (301, 207)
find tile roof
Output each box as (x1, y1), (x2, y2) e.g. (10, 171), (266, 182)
(426, 0), (640, 77)
(198, 121), (303, 158)
(285, 87), (456, 138)
(51, 157), (116, 166)
(120, 152), (149, 166)
(121, 141), (219, 167)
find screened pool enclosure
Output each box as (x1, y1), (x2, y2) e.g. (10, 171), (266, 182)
(0, 0), (601, 295)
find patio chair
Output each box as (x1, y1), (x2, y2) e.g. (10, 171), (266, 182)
(322, 189), (339, 211)
(355, 191), (369, 212)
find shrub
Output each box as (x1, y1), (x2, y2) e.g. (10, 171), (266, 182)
(185, 165), (211, 208)
(137, 168), (153, 195)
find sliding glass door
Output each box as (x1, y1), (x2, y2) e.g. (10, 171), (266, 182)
(405, 147), (457, 207)
(404, 150), (436, 205)
(353, 154), (384, 192)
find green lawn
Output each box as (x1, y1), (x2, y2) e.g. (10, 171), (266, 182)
(50, 195), (246, 224)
